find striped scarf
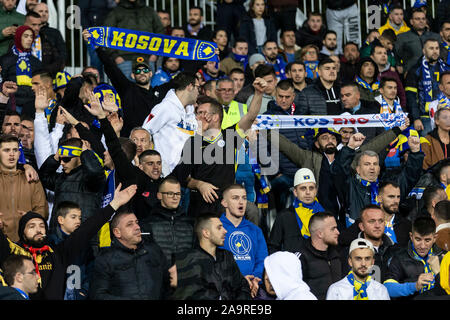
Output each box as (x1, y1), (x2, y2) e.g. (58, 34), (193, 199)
(45, 99), (57, 123)
(293, 198), (324, 238)
(356, 76), (379, 92)
(421, 56), (448, 104)
(380, 97), (404, 130)
(31, 35), (42, 61)
(384, 215), (398, 244)
(441, 41), (450, 65)
(12, 45), (32, 86)
(22, 243), (51, 284)
(347, 271), (371, 300)
(411, 243), (435, 293)
(357, 176), (379, 205)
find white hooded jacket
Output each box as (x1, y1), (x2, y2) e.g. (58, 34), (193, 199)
(264, 251), (317, 300)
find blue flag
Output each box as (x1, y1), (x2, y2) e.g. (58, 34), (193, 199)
(87, 27), (219, 62)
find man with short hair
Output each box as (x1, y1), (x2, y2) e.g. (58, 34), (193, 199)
(340, 82), (383, 141)
(245, 64), (277, 114)
(197, 60), (226, 83)
(142, 72), (199, 177)
(219, 184), (268, 297)
(183, 6), (213, 41)
(171, 80), (266, 217)
(140, 177), (194, 267)
(262, 40), (287, 81)
(216, 78), (247, 130)
(157, 10), (171, 35)
(0, 255), (38, 299)
(370, 45), (406, 108)
(219, 39), (249, 76)
(431, 200), (450, 251)
(296, 58), (342, 115)
(427, 71), (450, 130)
(394, 8), (440, 76)
(89, 204), (170, 299)
(327, 238), (390, 300)
(269, 168), (325, 253)
(378, 4), (411, 36)
(375, 77), (405, 119)
(298, 211), (342, 300)
(138, 150), (162, 182)
(286, 61), (308, 93)
(279, 29), (301, 63)
(229, 68), (246, 95)
(0, 134), (48, 242)
(172, 212), (251, 300)
(151, 57), (181, 87)
(420, 185), (448, 219)
(320, 31), (340, 58)
(340, 42), (360, 83)
(405, 39), (450, 136)
(384, 217), (445, 299)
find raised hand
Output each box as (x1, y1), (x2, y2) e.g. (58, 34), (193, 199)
(59, 106), (79, 126)
(408, 134), (421, 153)
(83, 91), (107, 119)
(109, 183), (138, 210)
(347, 132), (366, 150)
(35, 86), (48, 112)
(101, 93), (119, 113)
(252, 77), (267, 95)
(2, 81), (18, 96)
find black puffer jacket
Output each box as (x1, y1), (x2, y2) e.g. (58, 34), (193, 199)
(89, 237), (170, 300)
(140, 203), (195, 265)
(0, 49), (42, 116)
(299, 238), (343, 300)
(39, 150), (106, 231)
(385, 241), (445, 298)
(295, 78), (341, 116)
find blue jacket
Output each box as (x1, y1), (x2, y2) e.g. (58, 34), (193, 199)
(151, 67), (179, 87)
(219, 213), (268, 279)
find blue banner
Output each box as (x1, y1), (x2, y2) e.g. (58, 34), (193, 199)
(87, 27), (219, 62)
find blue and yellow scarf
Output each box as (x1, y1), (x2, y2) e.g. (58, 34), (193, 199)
(305, 61), (319, 80)
(347, 271), (371, 300)
(293, 198), (324, 238)
(411, 243), (435, 293)
(384, 215), (398, 244)
(12, 45), (32, 87)
(357, 176), (379, 205)
(356, 76), (379, 92)
(421, 56), (448, 104)
(441, 41), (450, 65)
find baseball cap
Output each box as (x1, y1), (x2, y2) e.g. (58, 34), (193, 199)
(294, 168), (316, 187)
(349, 238), (375, 255)
(132, 56), (150, 72)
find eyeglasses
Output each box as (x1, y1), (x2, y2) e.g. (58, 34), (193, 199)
(160, 192), (182, 198)
(135, 68), (150, 75)
(59, 157), (76, 163)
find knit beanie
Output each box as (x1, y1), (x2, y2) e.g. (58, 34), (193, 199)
(14, 25), (35, 52)
(18, 212), (48, 244)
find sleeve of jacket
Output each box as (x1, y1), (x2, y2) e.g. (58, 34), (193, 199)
(89, 251), (125, 300)
(95, 47), (130, 96)
(80, 149), (106, 192)
(75, 122), (106, 159)
(33, 112), (54, 169)
(331, 146), (356, 206)
(99, 117), (137, 187)
(421, 139), (434, 170)
(57, 205), (117, 266)
(404, 67), (420, 120)
(61, 77), (84, 115)
(384, 255), (417, 298)
(38, 154), (61, 191)
(271, 130), (309, 168)
(397, 151), (425, 199)
(267, 213), (285, 254)
(31, 181), (49, 221)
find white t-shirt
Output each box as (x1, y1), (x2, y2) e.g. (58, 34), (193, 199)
(326, 276), (390, 300)
(142, 89), (197, 177)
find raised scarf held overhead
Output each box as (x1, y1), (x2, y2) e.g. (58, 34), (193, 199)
(12, 45), (32, 87)
(421, 56), (449, 105)
(293, 198), (324, 238)
(87, 27), (219, 62)
(347, 271), (371, 300)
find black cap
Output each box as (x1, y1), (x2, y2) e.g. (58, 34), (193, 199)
(132, 56), (150, 72)
(18, 212), (48, 244)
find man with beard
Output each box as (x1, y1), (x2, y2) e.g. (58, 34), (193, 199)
(0, 183), (137, 300)
(286, 61), (308, 94)
(319, 31), (340, 59)
(439, 21), (450, 64)
(262, 40), (287, 81)
(183, 6), (213, 41)
(378, 182), (412, 248)
(326, 238), (390, 300)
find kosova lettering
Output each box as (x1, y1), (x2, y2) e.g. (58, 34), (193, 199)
(110, 31), (189, 56)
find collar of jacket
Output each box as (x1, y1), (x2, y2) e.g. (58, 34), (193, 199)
(196, 245), (226, 262)
(151, 203), (185, 220)
(429, 127), (450, 142)
(111, 237), (147, 254)
(357, 230), (394, 252)
(305, 237), (340, 260)
(63, 165), (82, 176)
